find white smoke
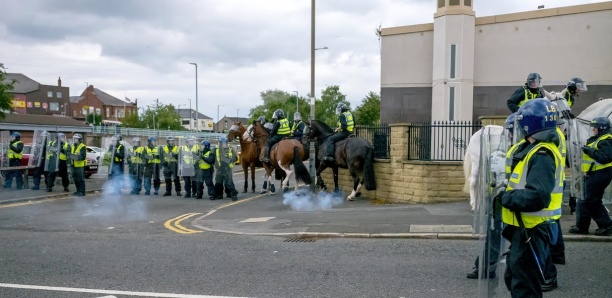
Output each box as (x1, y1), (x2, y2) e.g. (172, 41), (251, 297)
(74, 176), (148, 220)
(282, 188), (344, 211)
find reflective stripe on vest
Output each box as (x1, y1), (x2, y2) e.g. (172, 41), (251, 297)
(517, 86), (539, 108)
(555, 127), (567, 165)
(72, 143), (86, 168)
(59, 142), (69, 161)
(216, 147), (234, 169)
(8, 141), (23, 159)
(277, 118), (290, 135)
(502, 142), (563, 228)
(46, 141), (56, 160)
(505, 140), (525, 177)
(291, 121), (302, 136)
(115, 144), (124, 162)
(582, 134), (612, 172)
(199, 151), (212, 170)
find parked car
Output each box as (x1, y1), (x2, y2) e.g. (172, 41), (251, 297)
(86, 146), (102, 163)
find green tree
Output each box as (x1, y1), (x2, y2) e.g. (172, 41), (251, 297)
(316, 85), (348, 127)
(122, 107), (142, 128)
(0, 63), (15, 120)
(353, 91), (380, 126)
(248, 89), (311, 123)
(86, 113), (102, 125)
(160, 104), (183, 130)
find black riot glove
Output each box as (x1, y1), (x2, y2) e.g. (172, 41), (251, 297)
(582, 146), (595, 156)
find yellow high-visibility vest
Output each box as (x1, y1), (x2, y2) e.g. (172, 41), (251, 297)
(145, 146), (161, 164)
(216, 147), (233, 169)
(517, 86), (540, 108)
(163, 146), (178, 163)
(277, 118), (290, 135)
(130, 146), (144, 164)
(582, 134), (612, 172)
(72, 143), (86, 168)
(59, 142), (69, 161)
(337, 111), (354, 132)
(199, 151), (212, 170)
(8, 141), (23, 159)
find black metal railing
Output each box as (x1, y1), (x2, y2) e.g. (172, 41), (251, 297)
(407, 121), (481, 161)
(354, 123), (391, 159)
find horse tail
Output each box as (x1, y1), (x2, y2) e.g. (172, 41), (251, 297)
(292, 146), (312, 184)
(462, 148), (471, 193)
(363, 146), (377, 191)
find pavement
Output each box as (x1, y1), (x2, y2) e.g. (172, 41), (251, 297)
(1, 176), (611, 242)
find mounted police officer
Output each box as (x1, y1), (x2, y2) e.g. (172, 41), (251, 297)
(291, 112), (305, 142)
(560, 77), (587, 109)
(128, 137), (144, 195)
(260, 109), (290, 163)
(3, 132), (24, 190)
(499, 98), (563, 296)
(162, 136), (181, 196)
(143, 136), (161, 195)
(323, 103), (354, 161)
(507, 73), (548, 113)
(196, 140), (215, 200)
(71, 134), (87, 197)
(214, 137), (238, 201)
(569, 117), (612, 236)
(108, 135), (126, 195)
(48, 133), (71, 192)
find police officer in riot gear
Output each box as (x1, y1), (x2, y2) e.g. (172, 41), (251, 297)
(260, 109), (290, 163)
(561, 77), (587, 108)
(44, 133), (61, 192)
(143, 136), (161, 195)
(507, 73), (547, 113)
(32, 131), (49, 190)
(214, 137), (238, 201)
(323, 103), (354, 161)
(163, 136), (181, 196)
(128, 137), (144, 195)
(569, 117), (612, 236)
(48, 133), (71, 192)
(3, 132), (24, 190)
(182, 136), (200, 198)
(71, 134), (87, 196)
(109, 135), (125, 195)
(196, 140), (216, 200)
(499, 99), (563, 295)
(291, 112), (305, 142)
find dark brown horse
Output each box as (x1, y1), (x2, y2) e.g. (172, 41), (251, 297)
(306, 120), (376, 200)
(227, 121), (260, 193)
(251, 121), (312, 194)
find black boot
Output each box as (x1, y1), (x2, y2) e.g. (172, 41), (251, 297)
(260, 146), (270, 162)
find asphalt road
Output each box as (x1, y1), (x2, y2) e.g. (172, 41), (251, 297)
(1, 169), (611, 298)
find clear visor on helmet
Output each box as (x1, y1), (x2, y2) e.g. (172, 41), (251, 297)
(575, 82), (587, 91)
(513, 116), (525, 143)
(294, 113), (302, 121)
(73, 136), (82, 144)
(528, 78), (542, 89)
(336, 107), (342, 115)
(272, 113), (278, 120)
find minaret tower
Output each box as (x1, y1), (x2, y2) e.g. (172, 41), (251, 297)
(431, 0), (475, 121)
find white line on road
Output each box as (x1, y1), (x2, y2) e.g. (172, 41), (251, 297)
(0, 283), (248, 298)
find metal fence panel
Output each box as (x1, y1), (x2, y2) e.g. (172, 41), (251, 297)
(92, 126), (226, 141)
(407, 121), (482, 161)
(354, 124), (390, 159)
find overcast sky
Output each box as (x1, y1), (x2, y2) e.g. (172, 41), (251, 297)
(1, 0), (605, 122)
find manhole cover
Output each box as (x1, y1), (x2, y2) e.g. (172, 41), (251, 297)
(284, 238), (317, 242)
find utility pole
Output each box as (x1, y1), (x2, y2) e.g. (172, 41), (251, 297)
(189, 63), (199, 131)
(309, 0), (316, 192)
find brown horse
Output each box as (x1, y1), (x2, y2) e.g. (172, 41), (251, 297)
(227, 121), (260, 193)
(251, 121), (312, 194)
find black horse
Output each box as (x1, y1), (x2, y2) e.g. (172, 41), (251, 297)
(306, 120), (376, 200)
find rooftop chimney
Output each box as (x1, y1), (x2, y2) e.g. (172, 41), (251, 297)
(58, 77), (62, 87)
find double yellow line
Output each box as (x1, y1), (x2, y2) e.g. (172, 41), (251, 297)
(163, 213), (203, 234)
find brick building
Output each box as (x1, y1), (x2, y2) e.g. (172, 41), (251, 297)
(70, 85), (137, 123)
(5, 74), (70, 117)
(215, 116), (250, 133)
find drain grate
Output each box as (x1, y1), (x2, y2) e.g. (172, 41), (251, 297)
(284, 238), (317, 243)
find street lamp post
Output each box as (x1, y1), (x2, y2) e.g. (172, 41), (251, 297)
(187, 98), (192, 131)
(84, 82), (89, 121)
(309, 0), (316, 192)
(217, 105), (224, 132)
(237, 109), (240, 118)
(293, 91), (299, 114)
(189, 63), (199, 132)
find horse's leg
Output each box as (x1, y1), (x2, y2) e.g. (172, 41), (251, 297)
(346, 167), (362, 201)
(332, 166), (340, 194)
(268, 172), (275, 195)
(315, 164), (327, 191)
(242, 163), (248, 193)
(250, 163), (256, 193)
(260, 171), (269, 194)
(279, 161), (292, 192)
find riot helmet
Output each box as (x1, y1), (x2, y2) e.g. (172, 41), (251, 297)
(147, 136), (156, 147)
(219, 136), (228, 148)
(272, 109), (285, 120)
(166, 136), (175, 146)
(73, 134), (83, 144)
(132, 137), (141, 146)
(294, 112), (302, 122)
(187, 136), (196, 145)
(257, 116), (267, 124)
(516, 98), (557, 138)
(336, 103), (349, 115)
(567, 77), (587, 93)
(504, 113), (517, 142)
(58, 133), (66, 142)
(11, 132), (21, 141)
(525, 73), (542, 90)
(201, 140), (211, 150)
(589, 117), (611, 136)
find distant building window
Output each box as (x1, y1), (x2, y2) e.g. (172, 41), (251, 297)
(449, 86), (455, 121)
(464, 0), (472, 6)
(50, 102), (59, 111)
(106, 107), (110, 118)
(182, 120), (190, 125)
(96, 108), (101, 115)
(450, 44), (456, 79)
(89, 106), (94, 115)
(73, 110), (77, 117)
(438, 0), (445, 8)
(450, 0), (460, 5)
(47, 91), (52, 97)
(82, 108), (87, 115)
(56, 92), (62, 98)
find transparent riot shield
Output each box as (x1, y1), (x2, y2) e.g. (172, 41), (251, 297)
(567, 118), (588, 200)
(476, 129), (508, 297)
(44, 133), (61, 173)
(0, 131), (10, 183)
(28, 130), (46, 168)
(178, 137), (196, 177)
(128, 138), (144, 179)
(67, 138), (74, 184)
(100, 136), (117, 176)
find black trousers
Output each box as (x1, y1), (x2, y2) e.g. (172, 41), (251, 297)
(214, 166), (237, 199)
(324, 131), (350, 157)
(32, 166), (48, 189)
(164, 163), (181, 193)
(197, 169), (215, 198)
(72, 167), (86, 194)
(3, 159), (24, 189)
(576, 167), (612, 230)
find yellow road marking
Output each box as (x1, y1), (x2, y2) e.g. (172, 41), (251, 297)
(163, 213), (203, 234)
(0, 198), (59, 209)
